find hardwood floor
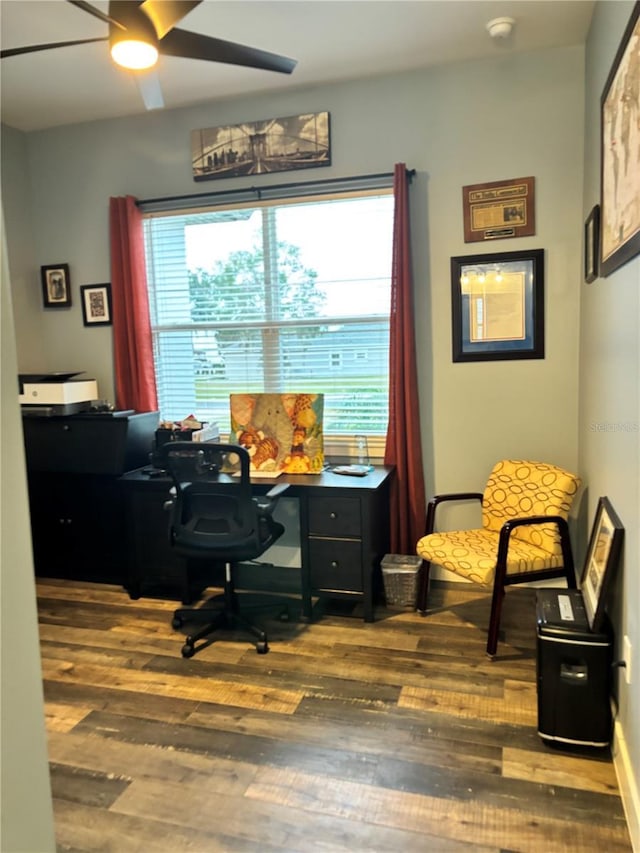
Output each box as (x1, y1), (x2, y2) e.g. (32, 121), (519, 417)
(37, 578), (632, 852)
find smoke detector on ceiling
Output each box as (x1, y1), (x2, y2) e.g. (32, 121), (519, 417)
(486, 17), (515, 39)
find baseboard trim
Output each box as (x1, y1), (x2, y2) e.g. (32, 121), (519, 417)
(613, 719), (640, 852)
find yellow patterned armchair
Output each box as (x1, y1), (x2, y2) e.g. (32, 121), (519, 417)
(416, 460), (581, 657)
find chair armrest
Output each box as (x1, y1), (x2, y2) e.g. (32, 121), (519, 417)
(255, 482), (290, 516)
(496, 515), (574, 573)
(162, 485), (177, 512)
(266, 482), (290, 500)
(425, 492), (483, 535)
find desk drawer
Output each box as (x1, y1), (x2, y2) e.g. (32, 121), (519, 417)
(308, 496), (361, 537)
(308, 538), (362, 591)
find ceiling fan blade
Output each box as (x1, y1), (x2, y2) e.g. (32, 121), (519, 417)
(140, 0), (202, 40)
(1, 37), (107, 59)
(67, 0), (127, 31)
(135, 68), (165, 110)
(159, 28), (297, 74)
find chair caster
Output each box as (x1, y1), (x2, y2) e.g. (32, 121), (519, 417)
(256, 641), (269, 654)
(181, 642), (195, 658)
(172, 615), (183, 630)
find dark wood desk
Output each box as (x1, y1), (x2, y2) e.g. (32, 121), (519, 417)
(119, 466), (393, 622)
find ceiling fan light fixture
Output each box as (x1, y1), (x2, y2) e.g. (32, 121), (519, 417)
(110, 37), (158, 70)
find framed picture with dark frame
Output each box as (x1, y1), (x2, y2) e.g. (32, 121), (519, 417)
(450, 248), (545, 362)
(41, 263), (71, 308)
(584, 204), (600, 284)
(584, 204), (600, 283)
(462, 175), (535, 243)
(191, 111), (331, 182)
(80, 283), (112, 326)
(580, 496), (624, 632)
(600, 1), (640, 277)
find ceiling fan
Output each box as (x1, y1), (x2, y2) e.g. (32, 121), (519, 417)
(1, 0), (297, 110)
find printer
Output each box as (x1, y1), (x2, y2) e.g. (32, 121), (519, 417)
(19, 371), (99, 416)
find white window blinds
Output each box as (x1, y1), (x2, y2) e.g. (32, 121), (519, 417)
(142, 187), (394, 437)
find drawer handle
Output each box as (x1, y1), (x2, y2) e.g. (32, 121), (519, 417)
(329, 512), (337, 520)
(330, 560), (339, 568)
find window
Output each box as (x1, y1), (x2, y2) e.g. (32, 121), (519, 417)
(142, 186), (394, 439)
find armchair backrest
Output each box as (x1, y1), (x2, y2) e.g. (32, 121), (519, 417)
(482, 460), (581, 555)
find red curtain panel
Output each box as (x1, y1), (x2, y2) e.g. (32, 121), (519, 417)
(384, 164), (426, 554)
(109, 196), (158, 414)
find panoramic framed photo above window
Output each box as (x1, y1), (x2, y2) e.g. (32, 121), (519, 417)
(191, 111), (331, 181)
(41, 263), (71, 308)
(80, 283), (112, 326)
(450, 248), (545, 362)
(600, 1), (640, 277)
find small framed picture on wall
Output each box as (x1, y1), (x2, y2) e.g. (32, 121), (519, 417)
(80, 283), (112, 326)
(41, 264), (71, 308)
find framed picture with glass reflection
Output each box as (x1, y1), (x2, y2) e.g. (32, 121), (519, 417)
(450, 248), (545, 362)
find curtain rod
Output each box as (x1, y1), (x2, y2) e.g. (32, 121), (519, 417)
(137, 168), (415, 208)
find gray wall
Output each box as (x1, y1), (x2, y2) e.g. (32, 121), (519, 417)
(1, 209), (55, 850)
(1, 125), (45, 367)
(2, 15), (637, 843)
(8, 43), (584, 494)
(581, 1), (639, 843)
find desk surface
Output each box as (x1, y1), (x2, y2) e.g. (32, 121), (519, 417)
(121, 465), (394, 493)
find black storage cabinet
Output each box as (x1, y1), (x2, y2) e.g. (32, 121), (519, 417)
(23, 411), (158, 584)
(536, 594), (613, 748)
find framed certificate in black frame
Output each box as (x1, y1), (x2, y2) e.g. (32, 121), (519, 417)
(450, 248), (545, 362)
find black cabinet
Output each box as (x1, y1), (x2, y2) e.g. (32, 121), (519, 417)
(27, 473), (126, 583)
(23, 411), (158, 584)
(22, 411), (158, 475)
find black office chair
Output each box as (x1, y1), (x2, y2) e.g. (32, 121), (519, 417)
(161, 441), (290, 658)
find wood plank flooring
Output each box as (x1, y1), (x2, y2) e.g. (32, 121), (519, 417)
(36, 578), (632, 852)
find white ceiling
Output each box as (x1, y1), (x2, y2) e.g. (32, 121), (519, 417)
(0, 0), (595, 133)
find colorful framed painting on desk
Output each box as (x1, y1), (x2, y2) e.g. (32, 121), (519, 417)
(229, 393), (324, 474)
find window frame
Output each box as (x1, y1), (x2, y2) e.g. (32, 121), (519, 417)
(140, 175), (395, 458)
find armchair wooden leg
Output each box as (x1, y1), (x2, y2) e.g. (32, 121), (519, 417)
(486, 580), (505, 658)
(416, 560), (431, 613)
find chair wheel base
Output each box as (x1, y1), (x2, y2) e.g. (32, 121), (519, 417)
(181, 643), (195, 658)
